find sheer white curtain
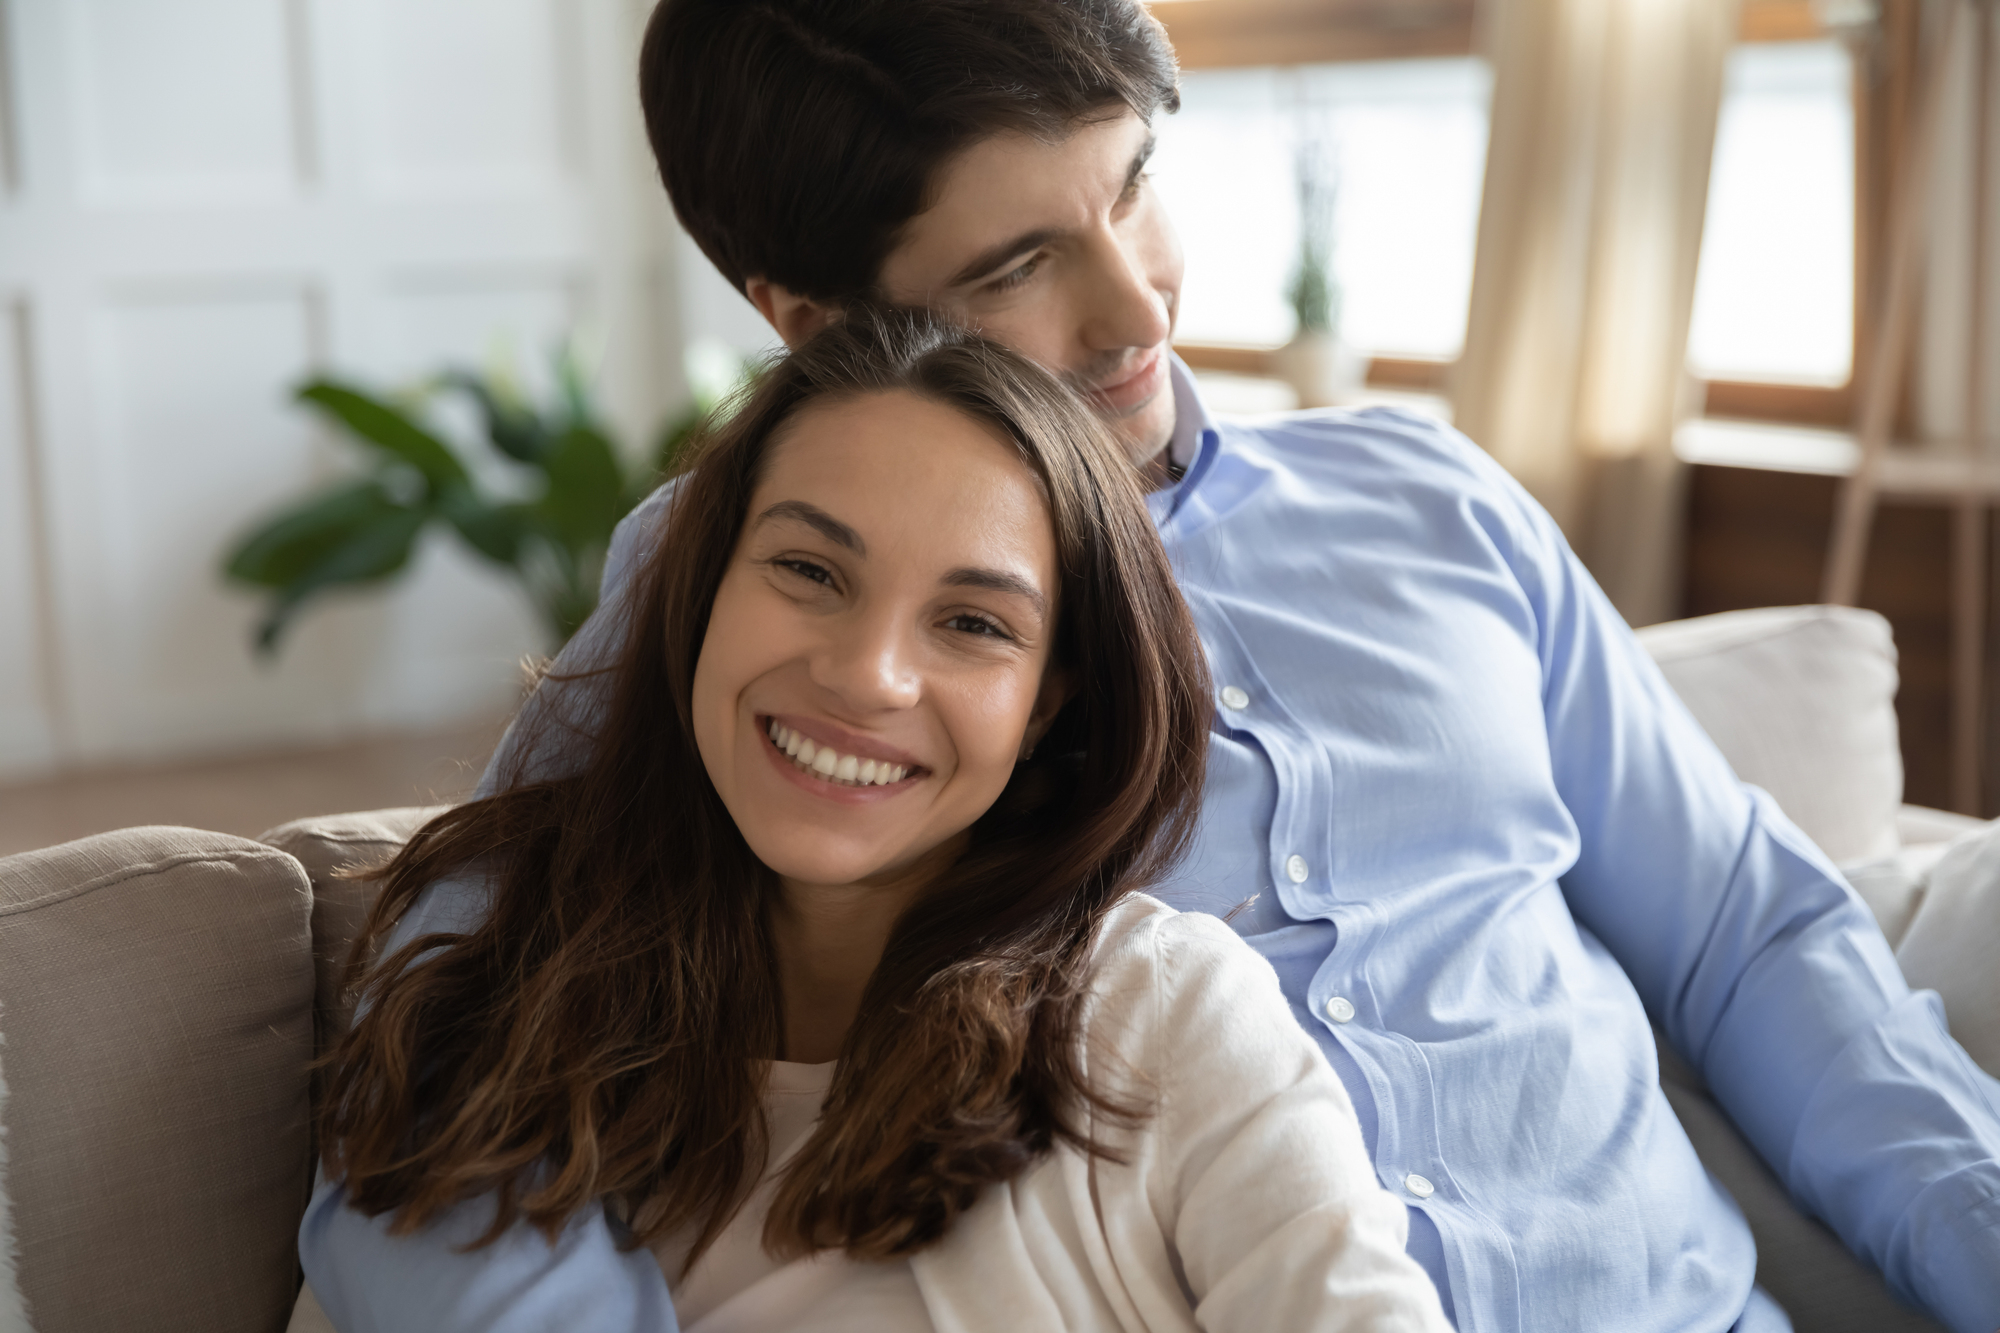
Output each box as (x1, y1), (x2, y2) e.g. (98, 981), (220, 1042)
(1453, 0), (1740, 626)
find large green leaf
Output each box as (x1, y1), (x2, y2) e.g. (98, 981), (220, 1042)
(536, 425), (625, 547)
(225, 478), (413, 588)
(438, 484), (531, 566)
(298, 381), (470, 492)
(434, 369), (551, 463)
(252, 504), (429, 653)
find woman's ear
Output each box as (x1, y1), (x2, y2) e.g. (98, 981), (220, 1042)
(744, 277), (841, 349)
(1020, 666), (1075, 761)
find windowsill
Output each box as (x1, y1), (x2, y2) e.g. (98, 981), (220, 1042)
(1674, 417), (1858, 476)
(1190, 369), (1452, 422)
(1675, 417), (2000, 498)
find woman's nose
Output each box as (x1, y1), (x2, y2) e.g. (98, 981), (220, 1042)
(809, 609), (921, 714)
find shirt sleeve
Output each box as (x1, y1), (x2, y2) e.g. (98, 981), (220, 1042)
(1137, 912), (1454, 1333)
(381, 483), (678, 956)
(299, 1170), (680, 1333)
(1493, 469), (2000, 1333)
(472, 479), (678, 798)
(304, 491), (688, 1332)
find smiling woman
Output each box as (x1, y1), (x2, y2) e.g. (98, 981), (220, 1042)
(300, 309), (1452, 1333)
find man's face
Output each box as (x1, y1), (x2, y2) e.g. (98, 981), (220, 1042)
(876, 109), (1184, 467)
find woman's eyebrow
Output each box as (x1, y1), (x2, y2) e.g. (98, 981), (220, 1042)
(943, 566), (1047, 617)
(756, 500), (865, 554)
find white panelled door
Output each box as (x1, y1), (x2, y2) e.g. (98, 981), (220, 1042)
(0, 0), (677, 780)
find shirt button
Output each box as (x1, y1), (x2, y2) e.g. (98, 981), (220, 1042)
(1324, 996), (1355, 1024)
(1405, 1173), (1436, 1199)
(1285, 854), (1309, 883)
(1219, 685), (1250, 711)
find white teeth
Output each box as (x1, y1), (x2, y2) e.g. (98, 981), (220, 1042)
(765, 719), (913, 787)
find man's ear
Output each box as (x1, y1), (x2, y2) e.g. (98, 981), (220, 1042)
(745, 278), (841, 349)
(1021, 666), (1076, 761)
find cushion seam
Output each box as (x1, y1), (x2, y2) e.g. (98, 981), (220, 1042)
(0, 846), (307, 918)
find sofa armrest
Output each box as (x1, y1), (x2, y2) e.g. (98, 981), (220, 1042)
(0, 827), (315, 1333)
(260, 807), (447, 1051)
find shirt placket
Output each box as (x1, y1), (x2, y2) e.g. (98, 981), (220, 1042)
(1181, 580), (1522, 1333)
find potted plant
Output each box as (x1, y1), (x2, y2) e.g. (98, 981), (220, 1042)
(224, 342), (749, 655)
(1271, 128), (1365, 409)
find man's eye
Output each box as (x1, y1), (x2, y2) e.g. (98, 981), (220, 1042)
(989, 256), (1042, 292)
(1119, 170), (1151, 205)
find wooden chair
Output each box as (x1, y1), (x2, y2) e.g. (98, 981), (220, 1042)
(1826, 0), (2000, 815)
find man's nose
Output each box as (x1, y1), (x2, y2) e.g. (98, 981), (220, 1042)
(1078, 224), (1172, 354)
(809, 608), (921, 714)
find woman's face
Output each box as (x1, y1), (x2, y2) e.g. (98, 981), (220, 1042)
(691, 390), (1068, 891)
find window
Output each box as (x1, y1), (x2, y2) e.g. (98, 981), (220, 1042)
(1154, 58), (1490, 360)
(1688, 40), (1857, 388)
(1155, 0), (1879, 427)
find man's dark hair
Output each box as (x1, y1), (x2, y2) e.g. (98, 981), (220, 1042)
(639, 0), (1180, 304)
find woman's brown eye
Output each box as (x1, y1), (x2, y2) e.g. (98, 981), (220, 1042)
(947, 614), (1008, 639)
(779, 558), (834, 586)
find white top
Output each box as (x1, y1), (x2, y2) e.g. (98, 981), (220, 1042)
(647, 894), (1450, 1333)
(650, 1061), (932, 1331)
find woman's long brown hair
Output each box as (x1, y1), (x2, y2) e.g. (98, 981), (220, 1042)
(318, 308), (1212, 1266)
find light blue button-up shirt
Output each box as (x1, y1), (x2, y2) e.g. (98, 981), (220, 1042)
(302, 364), (2000, 1333)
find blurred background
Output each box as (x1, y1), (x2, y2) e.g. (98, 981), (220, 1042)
(1, 0), (1992, 852)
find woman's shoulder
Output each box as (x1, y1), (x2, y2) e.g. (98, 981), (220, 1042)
(1088, 894), (1289, 1041)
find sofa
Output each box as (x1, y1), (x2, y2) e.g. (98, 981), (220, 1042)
(0, 604), (1994, 1333)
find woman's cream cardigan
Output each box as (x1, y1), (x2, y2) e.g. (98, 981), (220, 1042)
(296, 893), (1452, 1333)
(894, 893), (1451, 1333)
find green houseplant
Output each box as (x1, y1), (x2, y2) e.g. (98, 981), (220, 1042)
(224, 343), (748, 655)
(1271, 125), (1363, 409)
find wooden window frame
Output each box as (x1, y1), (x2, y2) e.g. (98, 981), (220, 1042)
(1159, 0), (1896, 430)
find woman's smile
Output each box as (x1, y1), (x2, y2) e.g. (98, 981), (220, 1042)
(759, 714), (926, 800)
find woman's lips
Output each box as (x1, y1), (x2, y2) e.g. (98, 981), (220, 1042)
(763, 714), (925, 771)
(1088, 347), (1168, 414)
(758, 714), (926, 804)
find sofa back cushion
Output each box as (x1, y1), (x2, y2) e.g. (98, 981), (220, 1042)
(1635, 605), (1902, 867)
(0, 827), (314, 1333)
(259, 806), (445, 1048)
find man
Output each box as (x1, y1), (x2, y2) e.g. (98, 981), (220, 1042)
(312, 2), (2000, 1328)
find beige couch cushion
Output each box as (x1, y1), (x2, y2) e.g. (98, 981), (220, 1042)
(1, 1029), (28, 1332)
(0, 827), (314, 1333)
(259, 807), (445, 1049)
(1636, 605), (1902, 867)
(1895, 818), (2000, 1077)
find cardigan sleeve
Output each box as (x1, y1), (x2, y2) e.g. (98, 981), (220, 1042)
(1136, 911), (1451, 1333)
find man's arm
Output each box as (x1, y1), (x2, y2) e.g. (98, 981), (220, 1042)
(300, 1173), (680, 1333)
(1500, 474), (2000, 1331)
(473, 481), (680, 798)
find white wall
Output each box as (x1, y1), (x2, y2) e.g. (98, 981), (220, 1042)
(0, 0), (727, 781)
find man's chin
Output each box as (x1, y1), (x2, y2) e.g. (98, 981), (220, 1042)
(1103, 390), (1177, 471)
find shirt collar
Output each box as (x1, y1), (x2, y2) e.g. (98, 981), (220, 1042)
(1167, 353), (1212, 470)
(1148, 354), (1221, 529)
